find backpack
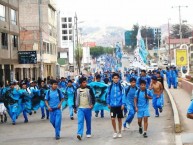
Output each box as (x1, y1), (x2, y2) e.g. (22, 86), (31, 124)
(108, 83), (122, 95)
(136, 89), (148, 103)
(126, 85), (138, 96)
(47, 89), (62, 101)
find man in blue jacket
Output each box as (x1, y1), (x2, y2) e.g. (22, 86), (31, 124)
(107, 73), (125, 139)
(45, 80), (64, 140)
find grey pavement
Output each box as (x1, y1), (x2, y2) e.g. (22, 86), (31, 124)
(167, 86), (193, 145)
(0, 92), (175, 145)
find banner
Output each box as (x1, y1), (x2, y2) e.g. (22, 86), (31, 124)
(176, 49), (187, 66)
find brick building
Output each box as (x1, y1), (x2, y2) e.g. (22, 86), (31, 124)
(18, 0), (58, 80)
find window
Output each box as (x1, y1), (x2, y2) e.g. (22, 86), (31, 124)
(62, 24), (67, 28)
(50, 43), (53, 54)
(12, 35), (18, 49)
(62, 18), (67, 22)
(69, 24), (72, 28)
(69, 36), (72, 41)
(69, 30), (72, 34)
(47, 43), (50, 54)
(62, 36), (68, 40)
(191, 46), (193, 52)
(43, 42), (46, 53)
(191, 53), (193, 58)
(11, 9), (17, 25)
(62, 30), (67, 34)
(68, 17), (72, 22)
(1, 33), (8, 49)
(49, 25), (52, 36)
(0, 4), (5, 21)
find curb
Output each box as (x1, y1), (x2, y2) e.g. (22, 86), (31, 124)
(164, 85), (182, 145)
(165, 87), (181, 133)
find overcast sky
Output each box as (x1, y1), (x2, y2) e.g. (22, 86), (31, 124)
(56, 0), (193, 29)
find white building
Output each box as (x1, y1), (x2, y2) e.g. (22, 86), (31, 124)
(82, 46), (91, 64)
(57, 11), (75, 64)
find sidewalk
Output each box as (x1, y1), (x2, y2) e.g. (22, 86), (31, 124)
(166, 84), (193, 144)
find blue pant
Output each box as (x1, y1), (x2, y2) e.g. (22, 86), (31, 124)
(77, 108), (92, 136)
(69, 106), (74, 117)
(152, 94), (162, 116)
(95, 110), (104, 117)
(21, 104), (28, 121)
(41, 107), (49, 118)
(8, 103), (18, 123)
(171, 77), (177, 88)
(167, 77), (172, 88)
(49, 109), (62, 137)
(124, 105), (135, 126)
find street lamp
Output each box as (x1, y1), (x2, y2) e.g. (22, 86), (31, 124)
(172, 5), (188, 45)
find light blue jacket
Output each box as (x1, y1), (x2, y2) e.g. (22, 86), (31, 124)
(106, 83), (125, 107)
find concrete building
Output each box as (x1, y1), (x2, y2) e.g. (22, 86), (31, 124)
(57, 11), (75, 65)
(18, 0), (57, 80)
(0, 0), (19, 83)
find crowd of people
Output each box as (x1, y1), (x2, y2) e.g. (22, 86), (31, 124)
(0, 66), (180, 140)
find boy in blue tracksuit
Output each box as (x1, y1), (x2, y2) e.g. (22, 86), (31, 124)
(165, 67), (172, 88)
(171, 67), (178, 89)
(134, 80), (152, 138)
(107, 73), (125, 139)
(64, 80), (76, 120)
(75, 77), (95, 140)
(137, 70), (151, 88)
(45, 80), (64, 140)
(123, 78), (138, 130)
(39, 80), (49, 119)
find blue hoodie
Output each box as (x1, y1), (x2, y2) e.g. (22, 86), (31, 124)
(106, 83), (125, 107)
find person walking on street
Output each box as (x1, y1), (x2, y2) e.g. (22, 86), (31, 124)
(45, 80), (64, 140)
(75, 77), (95, 140)
(106, 73), (125, 139)
(134, 80), (153, 138)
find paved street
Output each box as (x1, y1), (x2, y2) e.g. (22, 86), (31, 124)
(0, 92), (175, 145)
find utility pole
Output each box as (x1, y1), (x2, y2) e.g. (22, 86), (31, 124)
(39, 0), (43, 80)
(74, 13), (80, 74)
(172, 5), (188, 45)
(168, 18), (171, 66)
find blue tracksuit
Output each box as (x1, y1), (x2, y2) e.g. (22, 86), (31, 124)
(39, 87), (49, 119)
(124, 86), (138, 127)
(137, 76), (151, 88)
(19, 89), (32, 122)
(65, 86), (75, 117)
(171, 69), (178, 88)
(45, 89), (64, 138)
(166, 70), (172, 88)
(152, 93), (163, 116)
(106, 83), (125, 107)
(187, 100), (193, 114)
(5, 88), (20, 124)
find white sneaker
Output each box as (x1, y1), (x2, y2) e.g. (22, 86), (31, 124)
(86, 135), (92, 138)
(113, 133), (117, 139)
(122, 126), (126, 131)
(126, 123), (130, 129)
(118, 133), (122, 138)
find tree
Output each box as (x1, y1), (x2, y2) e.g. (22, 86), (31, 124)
(141, 26), (154, 49)
(171, 24), (192, 39)
(75, 45), (83, 74)
(90, 46), (113, 58)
